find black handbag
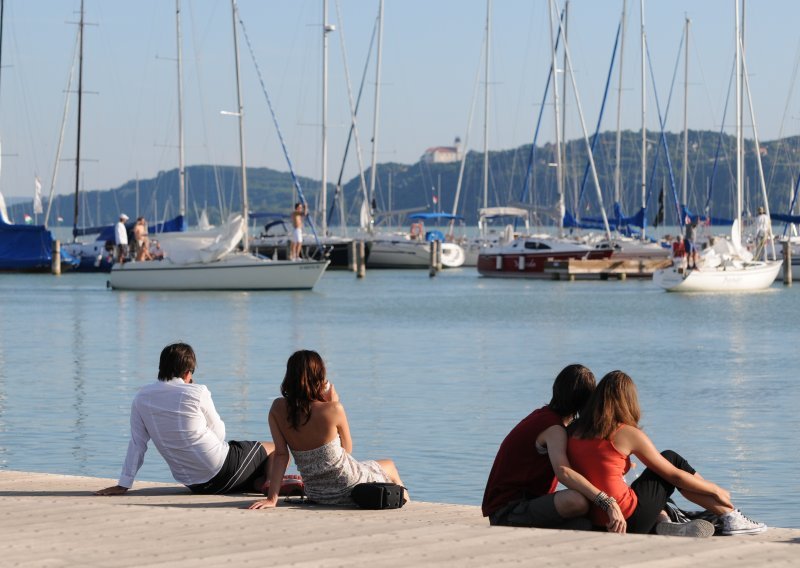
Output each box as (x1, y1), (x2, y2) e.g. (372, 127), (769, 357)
(350, 482), (407, 509)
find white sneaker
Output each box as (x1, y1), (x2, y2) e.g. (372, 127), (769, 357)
(720, 509), (767, 535)
(655, 519), (715, 538)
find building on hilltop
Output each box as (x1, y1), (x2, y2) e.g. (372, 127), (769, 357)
(421, 137), (462, 164)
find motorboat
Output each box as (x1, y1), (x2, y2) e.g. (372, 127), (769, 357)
(477, 235), (613, 278)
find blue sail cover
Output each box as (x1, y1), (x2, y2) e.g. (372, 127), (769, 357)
(407, 213), (464, 222)
(564, 205), (646, 232)
(681, 206), (732, 227)
(92, 214), (186, 243)
(771, 213), (800, 224)
(0, 220), (54, 270)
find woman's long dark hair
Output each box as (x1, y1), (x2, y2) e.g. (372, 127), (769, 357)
(281, 350), (328, 430)
(571, 370), (641, 440)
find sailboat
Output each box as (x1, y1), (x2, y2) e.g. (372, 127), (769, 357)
(250, 0), (358, 269)
(360, 0), (464, 269)
(653, 1), (780, 292)
(0, 0), (70, 273)
(61, 1), (184, 272)
(108, 0), (328, 291)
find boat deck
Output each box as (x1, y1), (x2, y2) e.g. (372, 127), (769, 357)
(545, 258), (673, 280)
(1, 470), (797, 567)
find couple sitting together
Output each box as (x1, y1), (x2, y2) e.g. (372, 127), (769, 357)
(482, 364), (766, 537)
(96, 344), (405, 507)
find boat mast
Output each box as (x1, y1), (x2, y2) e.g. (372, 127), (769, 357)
(547, 0), (564, 237)
(482, 0), (491, 211)
(230, 0), (248, 248)
(72, 0), (85, 241)
(639, 0), (646, 239)
(367, 0), (384, 231)
(735, 0), (742, 227)
(550, 0), (611, 240)
(321, 0), (332, 236)
(0, 0), (4, 101)
(614, 0), (627, 206)
(561, 0), (570, 219)
(681, 16), (689, 209)
(176, 0), (186, 222)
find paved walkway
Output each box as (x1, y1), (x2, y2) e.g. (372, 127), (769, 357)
(1, 470), (797, 567)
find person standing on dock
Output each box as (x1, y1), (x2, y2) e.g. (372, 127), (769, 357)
(684, 218), (699, 270)
(114, 213), (129, 264)
(290, 202), (306, 261)
(95, 342), (275, 496)
(482, 365), (626, 532)
(755, 206), (772, 261)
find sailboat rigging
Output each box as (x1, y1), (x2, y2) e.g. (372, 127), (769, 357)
(108, 0), (329, 291)
(653, 0), (781, 292)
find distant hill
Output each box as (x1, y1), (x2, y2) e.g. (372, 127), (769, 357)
(8, 130), (800, 229)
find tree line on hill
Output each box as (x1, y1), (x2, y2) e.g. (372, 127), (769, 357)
(8, 129), (800, 231)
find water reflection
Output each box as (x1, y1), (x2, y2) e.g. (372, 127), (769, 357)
(0, 318), (7, 468)
(70, 289), (88, 471)
(1, 272), (798, 528)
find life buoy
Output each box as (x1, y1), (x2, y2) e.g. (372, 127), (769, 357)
(409, 222), (423, 238)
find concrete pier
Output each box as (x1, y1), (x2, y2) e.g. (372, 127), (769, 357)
(0, 470), (797, 567)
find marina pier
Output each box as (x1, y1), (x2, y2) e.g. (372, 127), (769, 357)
(1, 471), (797, 567)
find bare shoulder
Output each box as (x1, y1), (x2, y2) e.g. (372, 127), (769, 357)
(269, 397), (288, 416)
(613, 424), (649, 451)
(318, 400), (345, 416)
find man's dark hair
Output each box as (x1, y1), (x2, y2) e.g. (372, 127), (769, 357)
(158, 342), (196, 381)
(548, 364), (596, 418)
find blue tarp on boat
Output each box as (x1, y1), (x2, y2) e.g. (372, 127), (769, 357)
(0, 220), (54, 271)
(92, 214), (186, 243)
(407, 212), (464, 222)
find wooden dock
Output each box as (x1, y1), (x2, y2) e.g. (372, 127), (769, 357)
(545, 258), (673, 281)
(1, 470), (797, 567)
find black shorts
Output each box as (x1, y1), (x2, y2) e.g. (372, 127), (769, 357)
(489, 493), (566, 528)
(187, 441), (268, 494)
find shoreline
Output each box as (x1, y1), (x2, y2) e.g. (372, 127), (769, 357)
(1, 470), (797, 567)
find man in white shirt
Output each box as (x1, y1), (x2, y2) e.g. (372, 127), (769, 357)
(114, 213), (130, 264)
(95, 343), (274, 495)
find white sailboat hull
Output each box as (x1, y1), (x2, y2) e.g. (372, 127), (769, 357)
(367, 238), (465, 268)
(653, 261), (781, 292)
(108, 254), (329, 291)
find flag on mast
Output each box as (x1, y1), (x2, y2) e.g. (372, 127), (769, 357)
(33, 176), (43, 215)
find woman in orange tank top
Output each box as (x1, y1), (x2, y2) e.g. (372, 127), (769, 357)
(567, 371), (766, 537)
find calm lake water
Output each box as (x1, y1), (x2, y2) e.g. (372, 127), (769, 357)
(1, 267), (798, 528)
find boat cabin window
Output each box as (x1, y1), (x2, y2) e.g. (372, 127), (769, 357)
(524, 241), (551, 250)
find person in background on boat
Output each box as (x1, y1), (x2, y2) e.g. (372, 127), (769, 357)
(149, 239), (164, 261)
(482, 364), (626, 532)
(290, 202), (306, 261)
(95, 342), (275, 496)
(567, 370), (767, 537)
(684, 218), (699, 270)
(249, 350), (406, 509)
(671, 235), (686, 272)
(133, 217), (152, 262)
(114, 213), (130, 264)
(755, 206), (772, 261)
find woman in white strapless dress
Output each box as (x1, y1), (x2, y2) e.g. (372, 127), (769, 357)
(249, 350), (407, 508)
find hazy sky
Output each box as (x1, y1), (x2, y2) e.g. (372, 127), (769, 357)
(1, 0), (798, 202)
